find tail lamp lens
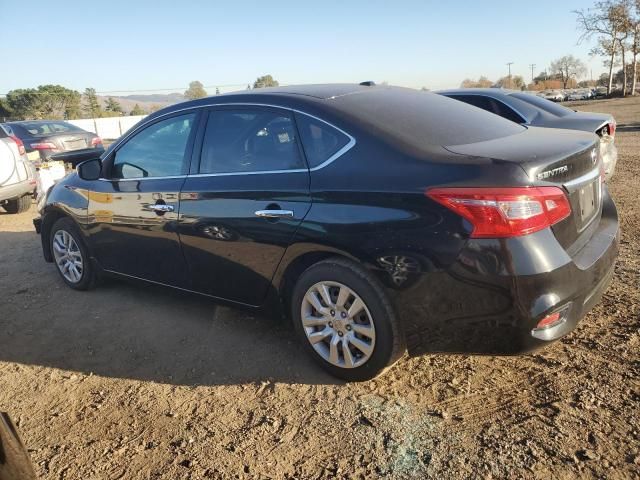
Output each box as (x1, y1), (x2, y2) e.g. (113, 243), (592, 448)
(91, 137), (103, 147)
(9, 135), (26, 155)
(30, 142), (58, 150)
(426, 187), (571, 238)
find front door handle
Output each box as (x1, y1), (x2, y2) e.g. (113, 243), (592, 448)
(151, 204), (174, 213)
(255, 209), (294, 219)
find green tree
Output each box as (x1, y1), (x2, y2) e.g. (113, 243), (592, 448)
(0, 98), (12, 119)
(130, 104), (146, 116)
(253, 75), (279, 88)
(184, 81), (207, 100)
(105, 97), (123, 114)
(64, 91), (82, 119)
(83, 88), (103, 118)
(5, 85), (81, 120)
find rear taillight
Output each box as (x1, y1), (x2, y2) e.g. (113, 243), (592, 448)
(30, 142), (58, 151)
(426, 187), (571, 238)
(607, 122), (616, 137)
(91, 137), (103, 147)
(9, 135), (26, 155)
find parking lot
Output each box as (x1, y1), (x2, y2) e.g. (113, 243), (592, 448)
(0, 96), (638, 479)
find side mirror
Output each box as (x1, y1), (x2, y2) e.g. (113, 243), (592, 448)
(76, 158), (102, 181)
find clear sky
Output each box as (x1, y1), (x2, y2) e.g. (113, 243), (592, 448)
(0, 0), (602, 95)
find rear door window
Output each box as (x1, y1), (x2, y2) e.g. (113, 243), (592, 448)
(295, 113), (351, 168)
(199, 109), (305, 174)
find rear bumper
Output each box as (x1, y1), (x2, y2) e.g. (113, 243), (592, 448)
(393, 190), (619, 356)
(0, 180), (36, 203)
(601, 140), (617, 180)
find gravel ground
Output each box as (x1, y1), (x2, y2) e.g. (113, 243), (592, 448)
(0, 97), (638, 480)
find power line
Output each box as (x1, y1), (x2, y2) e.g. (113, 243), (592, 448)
(529, 64), (536, 82)
(0, 83), (249, 97)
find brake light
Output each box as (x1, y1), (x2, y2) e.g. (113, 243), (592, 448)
(426, 187), (571, 238)
(30, 142), (58, 150)
(91, 136), (103, 147)
(9, 135), (26, 155)
(607, 122), (616, 138)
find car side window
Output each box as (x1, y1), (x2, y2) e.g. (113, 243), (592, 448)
(490, 99), (525, 124)
(199, 109), (305, 174)
(111, 113), (195, 179)
(449, 95), (524, 124)
(295, 113), (350, 168)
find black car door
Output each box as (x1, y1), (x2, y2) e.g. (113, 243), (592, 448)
(86, 111), (200, 287)
(178, 106), (312, 306)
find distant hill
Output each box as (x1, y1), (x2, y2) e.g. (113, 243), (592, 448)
(96, 93), (186, 115)
(117, 93), (185, 104)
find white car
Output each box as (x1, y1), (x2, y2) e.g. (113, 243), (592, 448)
(0, 125), (36, 213)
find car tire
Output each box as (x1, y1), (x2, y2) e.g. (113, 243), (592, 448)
(50, 217), (96, 291)
(291, 257), (405, 381)
(3, 195), (31, 214)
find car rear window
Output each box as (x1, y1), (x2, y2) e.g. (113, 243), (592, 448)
(10, 121), (84, 137)
(333, 87), (525, 148)
(510, 93), (573, 117)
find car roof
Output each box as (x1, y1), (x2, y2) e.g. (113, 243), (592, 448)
(146, 84), (527, 150)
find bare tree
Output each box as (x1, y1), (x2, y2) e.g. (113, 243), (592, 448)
(549, 55), (587, 88)
(575, 1), (630, 94)
(460, 76), (493, 88)
(630, 0), (640, 94)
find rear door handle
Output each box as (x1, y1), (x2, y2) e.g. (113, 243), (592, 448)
(254, 209), (294, 218)
(151, 204), (174, 213)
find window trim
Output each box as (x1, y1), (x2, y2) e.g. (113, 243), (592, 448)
(100, 103), (356, 181)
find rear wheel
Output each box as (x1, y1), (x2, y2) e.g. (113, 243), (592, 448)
(291, 258), (405, 381)
(50, 217), (96, 290)
(3, 195), (31, 214)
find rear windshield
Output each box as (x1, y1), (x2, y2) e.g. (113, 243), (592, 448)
(333, 87), (525, 148)
(10, 121), (84, 137)
(510, 93), (573, 117)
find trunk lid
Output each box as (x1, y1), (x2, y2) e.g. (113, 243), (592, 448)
(444, 127), (603, 251)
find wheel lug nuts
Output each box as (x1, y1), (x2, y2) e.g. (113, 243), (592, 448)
(328, 322), (333, 328)
(338, 331), (343, 337)
(346, 325), (352, 331)
(330, 310), (335, 316)
(341, 312), (347, 318)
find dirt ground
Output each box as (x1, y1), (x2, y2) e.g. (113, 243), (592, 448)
(1, 97), (638, 480)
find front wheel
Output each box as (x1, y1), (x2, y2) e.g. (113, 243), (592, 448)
(50, 217), (96, 290)
(291, 258), (405, 381)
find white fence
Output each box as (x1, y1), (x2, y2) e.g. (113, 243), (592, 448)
(68, 115), (147, 140)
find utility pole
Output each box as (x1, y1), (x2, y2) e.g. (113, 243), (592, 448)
(506, 62), (514, 88)
(529, 64), (536, 83)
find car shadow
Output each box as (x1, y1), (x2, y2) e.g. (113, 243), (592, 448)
(0, 231), (340, 386)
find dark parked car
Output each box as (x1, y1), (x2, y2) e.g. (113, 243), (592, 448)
(436, 89), (618, 179)
(34, 84), (619, 381)
(2, 120), (103, 162)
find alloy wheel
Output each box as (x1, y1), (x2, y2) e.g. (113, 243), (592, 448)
(52, 230), (84, 283)
(300, 281), (376, 368)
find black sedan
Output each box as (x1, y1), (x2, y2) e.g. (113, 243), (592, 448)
(34, 84), (619, 381)
(436, 88), (618, 179)
(2, 120), (103, 162)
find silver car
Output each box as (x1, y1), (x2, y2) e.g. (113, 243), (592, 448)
(436, 88), (618, 179)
